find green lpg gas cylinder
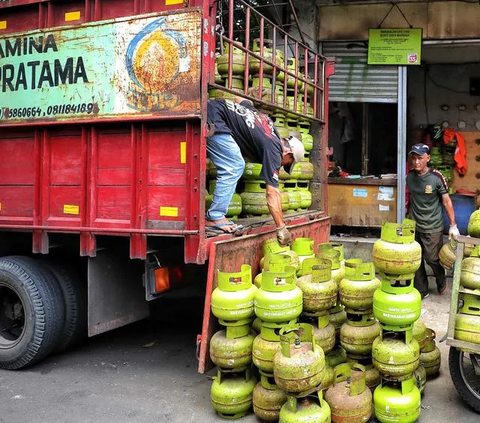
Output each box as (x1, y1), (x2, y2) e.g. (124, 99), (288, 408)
(458, 292), (480, 316)
(211, 368), (256, 419)
(297, 259), (338, 314)
(324, 363), (373, 423)
(210, 324), (255, 370)
(255, 254), (291, 288)
(279, 392), (331, 423)
(340, 313), (380, 357)
(454, 313), (480, 345)
(253, 373), (288, 422)
(373, 278), (421, 330)
(283, 180), (302, 211)
(254, 267), (303, 323)
(329, 303), (347, 337)
(216, 42), (245, 76)
(413, 364), (427, 395)
(249, 38), (284, 75)
(327, 345), (347, 368)
(211, 265), (258, 323)
(317, 242), (346, 267)
(273, 323), (325, 394)
(322, 365), (335, 392)
(292, 238), (315, 268)
(419, 328), (441, 378)
(413, 319), (427, 350)
(242, 162), (263, 180)
(253, 322), (286, 374)
(297, 181), (312, 209)
(206, 180), (242, 218)
(317, 249), (345, 284)
(372, 330), (420, 381)
(373, 377), (421, 423)
(461, 246), (480, 290)
(345, 357), (381, 392)
(339, 262), (380, 313)
(240, 181), (270, 216)
(302, 313), (336, 355)
(297, 120), (313, 151)
(468, 208), (480, 237)
(372, 220), (422, 280)
(429, 146), (443, 167)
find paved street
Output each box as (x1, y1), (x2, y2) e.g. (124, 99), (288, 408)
(0, 277), (478, 423)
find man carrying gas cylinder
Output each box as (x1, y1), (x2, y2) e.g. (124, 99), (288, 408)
(406, 143), (460, 299)
(206, 96), (305, 247)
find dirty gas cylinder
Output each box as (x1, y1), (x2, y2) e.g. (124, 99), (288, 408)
(460, 246), (480, 290)
(210, 368), (256, 419)
(216, 42), (245, 76)
(302, 313), (336, 354)
(413, 364), (427, 395)
(372, 330), (420, 381)
(317, 242), (346, 267)
(211, 265), (257, 323)
(210, 324), (255, 370)
(317, 249), (345, 284)
(324, 363), (373, 423)
(241, 180), (289, 215)
(346, 357), (381, 392)
(372, 219), (422, 279)
(340, 313), (380, 357)
(297, 259), (338, 313)
(253, 321), (292, 374)
(329, 303), (347, 337)
(419, 329), (441, 378)
(279, 392), (331, 423)
(253, 373), (288, 422)
(468, 208), (480, 237)
(412, 319), (427, 350)
(273, 323), (325, 394)
(373, 377), (421, 423)
(254, 266), (303, 323)
(455, 311), (480, 345)
(339, 261), (380, 312)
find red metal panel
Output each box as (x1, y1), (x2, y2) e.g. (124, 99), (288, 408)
(49, 135), (82, 186)
(0, 4), (39, 34)
(0, 137), (35, 185)
(93, 0), (137, 21)
(50, 0), (86, 27)
(197, 216), (332, 374)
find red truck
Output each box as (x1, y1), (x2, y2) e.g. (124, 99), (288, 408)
(0, 0), (333, 373)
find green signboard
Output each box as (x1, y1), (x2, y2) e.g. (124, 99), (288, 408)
(0, 11), (202, 125)
(368, 28), (422, 65)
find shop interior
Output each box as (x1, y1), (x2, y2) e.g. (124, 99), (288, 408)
(328, 41), (479, 233)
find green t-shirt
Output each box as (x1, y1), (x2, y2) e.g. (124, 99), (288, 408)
(406, 168), (448, 233)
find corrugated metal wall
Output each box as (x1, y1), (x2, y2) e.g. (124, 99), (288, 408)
(322, 42), (398, 103)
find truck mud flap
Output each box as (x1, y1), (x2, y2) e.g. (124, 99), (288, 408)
(196, 216), (330, 373)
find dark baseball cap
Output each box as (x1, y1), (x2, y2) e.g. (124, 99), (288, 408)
(408, 143), (430, 156)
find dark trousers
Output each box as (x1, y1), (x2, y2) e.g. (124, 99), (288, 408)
(414, 231), (445, 295)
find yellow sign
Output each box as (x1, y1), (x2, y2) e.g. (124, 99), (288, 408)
(160, 206), (178, 217)
(63, 204), (80, 215)
(368, 28), (422, 65)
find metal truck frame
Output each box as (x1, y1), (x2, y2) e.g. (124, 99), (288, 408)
(0, 0), (333, 373)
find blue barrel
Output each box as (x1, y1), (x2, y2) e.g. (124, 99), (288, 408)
(442, 194), (476, 235)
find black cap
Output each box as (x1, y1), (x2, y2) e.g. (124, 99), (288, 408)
(408, 143), (430, 156)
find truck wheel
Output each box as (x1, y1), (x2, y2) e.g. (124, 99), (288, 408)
(46, 262), (87, 353)
(0, 256), (65, 369)
(448, 347), (480, 413)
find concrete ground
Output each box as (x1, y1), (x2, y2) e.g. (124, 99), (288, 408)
(0, 276), (478, 423)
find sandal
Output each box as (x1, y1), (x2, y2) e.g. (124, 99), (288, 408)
(205, 221), (244, 234)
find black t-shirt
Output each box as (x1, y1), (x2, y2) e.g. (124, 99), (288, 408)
(207, 99), (283, 187)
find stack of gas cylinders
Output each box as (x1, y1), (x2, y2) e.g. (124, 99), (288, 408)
(454, 208), (480, 346)
(209, 226), (446, 421)
(207, 40), (317, 218)
(372, 219), (430, 423)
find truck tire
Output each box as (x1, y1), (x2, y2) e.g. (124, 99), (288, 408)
(46, 262), (87, 353)
(448, 347), (480, 413)
(0, 256), (65, 369)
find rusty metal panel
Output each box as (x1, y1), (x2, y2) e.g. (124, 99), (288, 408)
(322, 42), (398, 103)
(197, 216), (331, 373)
(0, 9), (202, 125)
